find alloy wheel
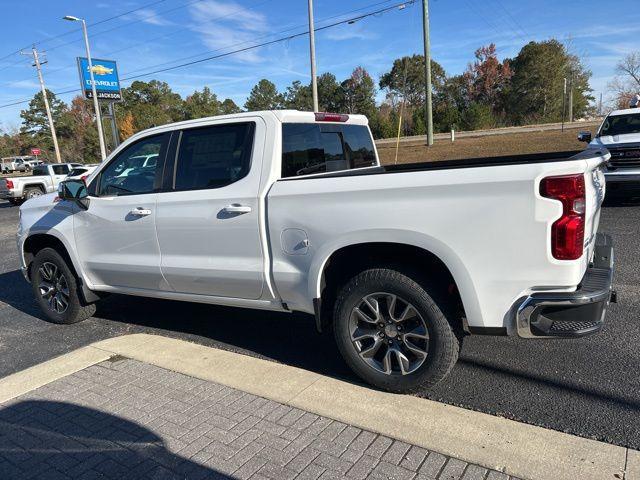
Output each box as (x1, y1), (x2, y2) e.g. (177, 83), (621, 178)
(38, 262), (69, 314)
(349, 292), (429, 375)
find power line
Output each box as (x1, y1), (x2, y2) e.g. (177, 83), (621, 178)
(0, 0), (168, 65)
(491, 0), (530, 40)
(0, 0), (275, 87)
(1, 1), (394, 95)
(42, 0), (209, 56)
(121, 1), (415, 81)
(0, 0), (412, 110)
(122, 0), (396, 77)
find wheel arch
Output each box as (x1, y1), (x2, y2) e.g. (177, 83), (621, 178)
(22, 233), (100, 303)
(22, 183), (47, 194)
(310, 234), (480, 334)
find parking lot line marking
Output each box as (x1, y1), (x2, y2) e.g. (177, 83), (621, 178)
(0, 345), (111, 404)
(0, 333), (634, 480)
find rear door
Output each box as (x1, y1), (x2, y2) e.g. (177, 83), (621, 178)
(74, 133), (170, 290)
(155, 119), (265, 299)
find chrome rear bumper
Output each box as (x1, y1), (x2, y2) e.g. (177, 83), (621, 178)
(516, 233), (615, 338)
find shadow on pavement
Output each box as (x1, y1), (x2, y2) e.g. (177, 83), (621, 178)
(0, 270), (42, 316)
(0, 400), (225, 479)
(95, 293), (352, 380)
(0, 268), (351, 380)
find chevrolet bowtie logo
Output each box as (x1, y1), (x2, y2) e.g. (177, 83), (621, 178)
(88, 64), (113, 75)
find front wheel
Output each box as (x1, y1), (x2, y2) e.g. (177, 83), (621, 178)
(333, 268), (460, 393)
(31, 248), (96, 324)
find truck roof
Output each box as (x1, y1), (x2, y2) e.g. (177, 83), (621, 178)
(607, 108), (640, 117)
(126, 110), (370, 144)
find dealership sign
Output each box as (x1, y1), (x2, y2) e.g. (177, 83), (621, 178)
(76, 58), (122, 101)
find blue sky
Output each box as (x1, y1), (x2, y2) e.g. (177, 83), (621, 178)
(0, 0), (638, 128)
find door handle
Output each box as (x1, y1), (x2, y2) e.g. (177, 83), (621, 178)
(223, 204), (252, 214)
(130, 208), (152, 216)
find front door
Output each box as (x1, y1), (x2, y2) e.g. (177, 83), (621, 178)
(155, 121), (265, 299)
(74, 133), (170, 291)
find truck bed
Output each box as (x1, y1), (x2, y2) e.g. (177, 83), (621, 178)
(280, 149), (605, 180)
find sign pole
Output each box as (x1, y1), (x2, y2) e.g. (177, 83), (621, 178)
(80, 19), (107, 161)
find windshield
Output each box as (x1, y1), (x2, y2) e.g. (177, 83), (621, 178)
(599, 112), (640, 137)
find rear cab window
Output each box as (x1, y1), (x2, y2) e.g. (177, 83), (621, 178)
(281, 123), (377, 178)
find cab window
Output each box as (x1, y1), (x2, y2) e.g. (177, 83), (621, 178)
(281, 124), (377, 178)
(52, 165), (70, 175)
(173, 123), (254, 191)
(97, 134), (166, 196)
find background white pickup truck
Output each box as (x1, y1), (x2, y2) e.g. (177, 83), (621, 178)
(17, 111), (615, 392)
(0, 163), (76, 204)
(579, 108), (640, 187)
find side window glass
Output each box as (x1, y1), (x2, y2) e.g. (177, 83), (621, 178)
(174, 123), (254, 191)
(98, 135), (165, 196)
(52, 165), (70, 175)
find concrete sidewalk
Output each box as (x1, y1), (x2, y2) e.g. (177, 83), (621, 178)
(0, 334), (636, 480)
(0, 358), (511, 480)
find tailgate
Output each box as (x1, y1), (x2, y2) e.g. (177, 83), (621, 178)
(583, 154), (608, 263)
(0, 178), (11, 195)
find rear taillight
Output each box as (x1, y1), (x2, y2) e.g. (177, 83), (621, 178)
(540, 174), (586, 260)
(81, 175), (88, 183)
(5, 179), (13, 189)
(315, 112), (349, 122)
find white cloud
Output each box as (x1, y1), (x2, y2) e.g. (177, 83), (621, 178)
(126, 9), (173, 27)
(7, 80), (40, 90)
(324, 24), (376, 42)
(188, 0), (269, 63)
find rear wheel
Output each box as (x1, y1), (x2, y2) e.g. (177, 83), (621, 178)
(24, 187), (43, 200)
(31, 248), (96, 324)
(333, 268), (460, 393)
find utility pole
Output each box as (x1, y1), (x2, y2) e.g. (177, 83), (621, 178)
(22, 47), (62, 163)
(599, 92), (603, 116)
(561, 77), (567, 132)
(421, 0), (433, 146)
(568, 76), (574, 123)
(307, 0), (319, 112)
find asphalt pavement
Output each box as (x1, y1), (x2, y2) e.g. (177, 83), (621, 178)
(0, 192), (638, 449)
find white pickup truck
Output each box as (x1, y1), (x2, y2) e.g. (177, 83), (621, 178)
(579, 108), (640, 188)
(17, 111), (615, 392)
(1, 163), (76, 205)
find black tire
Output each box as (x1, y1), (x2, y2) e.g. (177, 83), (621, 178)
(24, 187), (44, 200)
(31, 248), (96, 324)
(333, 268), (460, 393)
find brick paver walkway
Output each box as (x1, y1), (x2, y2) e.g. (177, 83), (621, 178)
(0, 358), (519, 480)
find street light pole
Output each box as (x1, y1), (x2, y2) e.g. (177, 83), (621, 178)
(307, 0), (319, 112)
(64, 15), (107, 161)
(421, 0), (433, 146)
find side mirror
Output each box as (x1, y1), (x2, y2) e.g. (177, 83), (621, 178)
(577, 131), (592, 143)
(58, 180), (89, 209)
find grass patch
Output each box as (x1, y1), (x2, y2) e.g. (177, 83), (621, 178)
(376, 125), (595, 165)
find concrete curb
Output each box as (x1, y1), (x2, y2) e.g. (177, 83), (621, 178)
(0, 333), (634, 480)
